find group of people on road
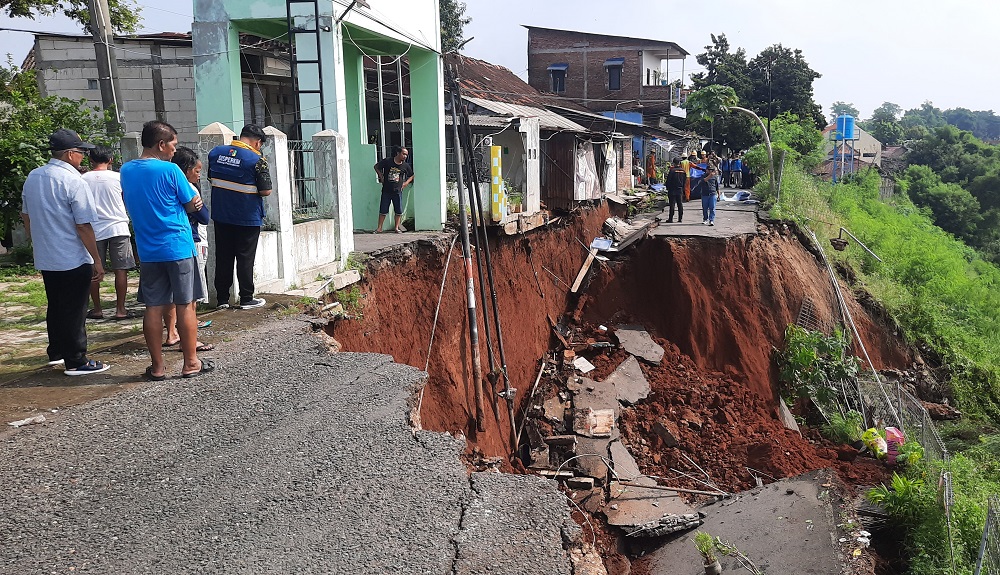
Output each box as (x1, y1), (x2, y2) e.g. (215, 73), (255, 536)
(20, 121), (273, 379)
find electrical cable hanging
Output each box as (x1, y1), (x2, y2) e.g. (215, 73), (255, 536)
(446, 65), (486, 433)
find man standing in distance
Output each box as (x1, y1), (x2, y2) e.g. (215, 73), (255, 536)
(21, 128), (110, 375)
(121, 121), (213, 380)
(83, 145), (135, 321)
(373, 146), (414, 233)
(208, 124), (272, 309)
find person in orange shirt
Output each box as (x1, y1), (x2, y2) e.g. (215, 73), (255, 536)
(646, 151), (657, 184)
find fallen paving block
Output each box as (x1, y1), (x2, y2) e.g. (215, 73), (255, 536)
(778, 399), (802, 436)
(574, 437), (612, 484)
(604, 355), (650, 405)
(614, 325), (664, 365)
(609, 441), (642, 481)
(653, 417), (680, 447)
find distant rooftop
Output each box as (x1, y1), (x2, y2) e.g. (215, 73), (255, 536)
(522, 25), (688, 56)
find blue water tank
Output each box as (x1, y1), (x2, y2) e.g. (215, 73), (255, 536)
(836, 115), (856, 140)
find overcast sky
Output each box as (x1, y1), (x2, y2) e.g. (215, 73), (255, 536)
(2, 0), (995, 119)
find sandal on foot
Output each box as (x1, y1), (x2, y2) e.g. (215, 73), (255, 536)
(182, 358), (215, 378)
(196, 343), (215, 352)
(197, 320), (212, 329)
(163, 340), (180, 348)
(143, 366), (166, 381)
(86, 310), (104, 320)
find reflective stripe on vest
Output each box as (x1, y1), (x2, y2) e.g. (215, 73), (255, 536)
(210, 178), (258, 194)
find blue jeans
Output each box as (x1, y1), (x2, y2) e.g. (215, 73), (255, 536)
(701, 192), (717, 222)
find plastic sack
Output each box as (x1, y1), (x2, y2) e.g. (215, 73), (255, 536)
(862, 428), (888, 459)
(885, 427), (905, 466)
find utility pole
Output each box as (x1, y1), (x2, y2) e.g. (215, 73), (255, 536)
(87, 0), (125, 133)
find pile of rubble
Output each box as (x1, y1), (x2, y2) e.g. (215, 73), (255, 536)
(522, 324), (706, 538)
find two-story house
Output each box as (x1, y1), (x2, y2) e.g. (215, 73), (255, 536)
(525, 26), (689, 125)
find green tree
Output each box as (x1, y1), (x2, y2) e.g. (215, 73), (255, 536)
(0, 63), (118, 240)
(903, 164), (984, 240)
(901, 101), (947, 132)
(829, 101), (859, 122)
(748, 45), (824, 128)
(687, 34), (755, 151)
(861, 102), (904, 146)
(1, 0), (140, 34)
(870, 101), (902, 124)
(439, 0), (471, 54)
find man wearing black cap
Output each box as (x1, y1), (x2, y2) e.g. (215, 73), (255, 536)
(207, 124), (272, 310)
(20, 128), (110, 375)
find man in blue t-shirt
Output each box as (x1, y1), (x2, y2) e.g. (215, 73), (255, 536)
(121, 120), (214, 381)
(207, 124), (272, 310)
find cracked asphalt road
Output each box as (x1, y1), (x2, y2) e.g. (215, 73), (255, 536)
(0, 319), (577, 574)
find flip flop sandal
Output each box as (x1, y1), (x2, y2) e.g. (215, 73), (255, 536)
(196, 343), (215, 352)
(86, 311), (105, 320)
(197, 320), (212, 329)
(113, 311), (140, 320)
(182, 358), (215, 378)
(143, 366), (166, 381)
(163, 340), (180, 348)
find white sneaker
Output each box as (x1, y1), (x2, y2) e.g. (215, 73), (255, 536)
(64, 360), (111, 376)
(709, 221), (715, 226)
(703, 220), (709, 225)
(47, 359), (65, 366)
(239, 297), (267, 310)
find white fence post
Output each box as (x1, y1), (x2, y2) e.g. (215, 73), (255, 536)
(312, 129), (354, 268)
(262, 126), (295, 290)
(197, 122), (236, 306)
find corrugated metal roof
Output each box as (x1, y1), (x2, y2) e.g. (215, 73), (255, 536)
(466, 97), (587, 132)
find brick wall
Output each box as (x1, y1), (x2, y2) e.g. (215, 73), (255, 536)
(527, 28), (679, 114)
(616, 142), (632, 192)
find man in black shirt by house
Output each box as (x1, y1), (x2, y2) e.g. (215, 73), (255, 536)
(373, 146), (414, 233)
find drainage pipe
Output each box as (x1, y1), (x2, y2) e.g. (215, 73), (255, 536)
(447, 68), (486, 432)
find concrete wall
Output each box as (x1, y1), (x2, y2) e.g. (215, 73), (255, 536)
(33, 35), (199, 146)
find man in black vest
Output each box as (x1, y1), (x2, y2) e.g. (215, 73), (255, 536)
(373, 146), (414, 233)
(208, 124), (272, 309)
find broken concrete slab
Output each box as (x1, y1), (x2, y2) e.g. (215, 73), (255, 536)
(614, 325), (664, 365)
(652, 417), (680, 447)
(605, 477), (701, 537)
(573, 407), (615, 438)
(604, 355), (650, 405)
(574, 437), (611, 484)
(566, 476), (595, 490)
(544, 435), (578, 449)
(571, 377), (620, 420)
(609, 441), (642, 481)
(543, 396), (567, 424)
(640, 469), (845, 574)
(778, 399), (802, 436)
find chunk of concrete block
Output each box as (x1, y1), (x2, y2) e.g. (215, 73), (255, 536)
(566, 476), (595, 490)
(653, 417), (680, 447)
(614, 325), (664, 365)
(605, 355), (650, 405)
(606, 476), (701, 536)
(574, 437), (611, 484)
(543, 396), (566, 424)
(330, 268), (361, 290)
(609, 440), (642, 481)
(572, 377), (619, 420)
(543, 435), (577, 449)
(778, 400), (802, 436)
(573, 407), (615, 438)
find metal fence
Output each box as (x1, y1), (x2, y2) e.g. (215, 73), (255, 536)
(288, 139), (329, 221)
(976, 497), (1000, 575)
(796, 296), (831, 335)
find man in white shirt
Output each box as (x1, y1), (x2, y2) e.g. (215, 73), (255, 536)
(20, 128), (110, 375)
(82, 145), (135, 320)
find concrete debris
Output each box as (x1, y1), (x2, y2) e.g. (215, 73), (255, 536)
(567, 543), (609, 575)
(573, 407), (615, 438)
(528, 444), (551, 469)
(605, 477), (701, 537)
(543, 397), (567, 424)
(778, 399), (802, 436)
(571, 377), (620, 420)
(8, 414), (45, 428)
(538, 469), (575, 480)
(609, 441), (642, 481)
(544, 435), (577, 449)
(573, 356), (596, 374)
(574, 437), (612, 484)
(652, 417), (680, 447)
(604, 355), (650, 405)
(614, 325), (664, 365)
(566, 476), (595, 490)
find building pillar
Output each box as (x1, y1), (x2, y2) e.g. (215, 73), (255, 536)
(262, 126), (295, 290)
(313, 129), (355, 268)
(192, 19), (243, 132)
(119, 132), (141, 164)
(198, 122), (236, 305)
(343, 41), (380, 231)
(407, 48), (446, 231)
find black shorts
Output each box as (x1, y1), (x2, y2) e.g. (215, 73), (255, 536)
(379, 191), (403, 215)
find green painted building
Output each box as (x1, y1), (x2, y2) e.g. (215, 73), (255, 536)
(193, 0), (445, 231)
